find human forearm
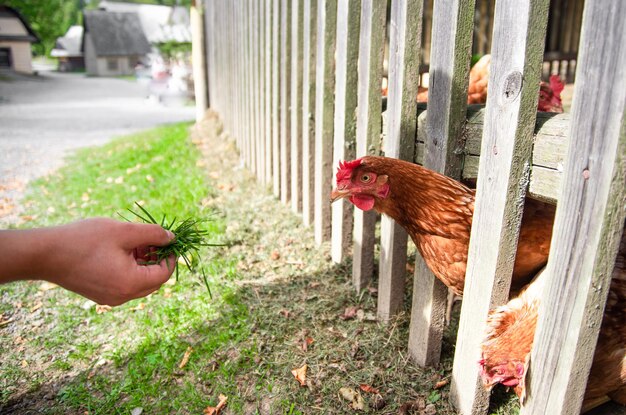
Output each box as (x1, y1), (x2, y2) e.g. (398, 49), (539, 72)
(0, 227), (59, 283)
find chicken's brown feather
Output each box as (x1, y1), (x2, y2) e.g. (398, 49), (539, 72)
(359, 156), (553, 295)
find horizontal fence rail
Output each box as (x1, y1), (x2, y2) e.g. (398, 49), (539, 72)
(202, 0), (625, 414)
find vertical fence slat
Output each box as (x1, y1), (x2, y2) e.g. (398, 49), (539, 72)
(408, 0), (475, 367)
(290, 0), (304, 212)
(449, 1), (550, 413)
(250, 1), (258, 174)
(313, 0), (337, 244)
(521, 1), (626, 413)
(377, 0), (423, 322)
(203, 0), (215, 109)
(191, 0), (207, 122)
(256, 0), (265, 184)
(352, 0), (385, 290)
(302, 0), (317, 227)
(265, 0), (273, 185)
(280, 0), (292, 204)
(272, 0), (281, 197)
(330, 0), (360, 263)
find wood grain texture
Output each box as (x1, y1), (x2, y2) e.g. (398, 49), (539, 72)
(302, 0), (317, 227)
(449, 1), (550, 413)
(331, 0), (360, 264)
(313, 0), (337, 245)
(290, 0), (304, 213)
(521, 2), (626, 413)
(352, 0), (386, 290)
(378, 0), (423, 322)
(280, 0), (291, 203)
(409, 0), (475, 368)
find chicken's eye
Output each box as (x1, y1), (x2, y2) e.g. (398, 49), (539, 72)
(361, 174), (372, 183)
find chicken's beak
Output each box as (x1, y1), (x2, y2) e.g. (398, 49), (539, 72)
(330, 188), (351, 203)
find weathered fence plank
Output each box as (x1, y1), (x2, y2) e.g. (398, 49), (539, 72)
(450, 0), (550, 413)
(330, 0), (360, 264)
(409, 0), (475, 368)
(191, 0), (207, 122)
(257, 0), (266, 184)
(254, 0), (262, 179)
(264, 0), (273, 185)
(280, 0), (292, 204)
(377, 0), (423, 322)
(352, 0), (386, 290)
(272, 0), (281, 197)
(313, 0), (337, 245)
(290, 0), (304, 213)
(247, 1), (256, 172)
(203, 0), (215, 109)
(302, 0), (317, 227)
(521, 1), (626, 413)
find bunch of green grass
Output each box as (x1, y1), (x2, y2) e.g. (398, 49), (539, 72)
(124, 202), (221, 297)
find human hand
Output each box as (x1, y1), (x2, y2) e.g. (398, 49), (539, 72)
(1, 218), (177, 306)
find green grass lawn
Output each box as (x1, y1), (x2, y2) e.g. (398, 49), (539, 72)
(0, 118), (521, 415)
(0, 122), (247, 414)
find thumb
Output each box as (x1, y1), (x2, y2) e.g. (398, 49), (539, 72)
(120, 222), (175, 249)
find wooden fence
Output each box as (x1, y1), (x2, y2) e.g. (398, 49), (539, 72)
(202, 0), (626, 414)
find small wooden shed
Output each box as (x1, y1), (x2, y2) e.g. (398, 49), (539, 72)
(82, 10), (151, 77)
(0, 6), (39, 74)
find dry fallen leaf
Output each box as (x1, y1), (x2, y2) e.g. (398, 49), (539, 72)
(95, 305), (112, 314)
(178, 346), (193, 369)
(434, 379), (449, 389)
(203, 394), (228, 415)
(279, 309), (291, 318)
(339, 387), (365, 410)
(340, 306), (359, 320)
(270, 251), (281, 260)
(29, 302), (43, 313)
(301, 337), (314, 352)
(291, 364), (308, 387)
(130, 302), (146, 311)
(359, 384), (380, 394)
(39, 282), (58, 291)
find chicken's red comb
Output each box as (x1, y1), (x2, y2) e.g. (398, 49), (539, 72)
(549, 74), (565, 98)
(336, 158), (363, 182)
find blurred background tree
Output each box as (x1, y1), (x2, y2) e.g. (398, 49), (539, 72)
(3, 0), (191, 56)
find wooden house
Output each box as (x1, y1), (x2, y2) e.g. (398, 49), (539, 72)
(0, 6), (39, 74)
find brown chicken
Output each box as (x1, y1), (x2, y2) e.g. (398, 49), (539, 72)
(330, 156), (555, 295)
(480, 232), (626, 410)
(411, 54), (565, 113)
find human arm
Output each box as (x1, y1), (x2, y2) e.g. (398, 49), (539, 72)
(0, 218), (176, 306)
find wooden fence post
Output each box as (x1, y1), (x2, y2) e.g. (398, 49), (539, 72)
(449, 0), (550, 413)
(280, 0), (292, 204)
(331, 0), (360, 264)
(408, 0), (475, 367)
(521, 2), (626, 413)
(377, 0), (423, 322)
(302, 0), (318, 227)
(272, 0), (281, 197)
(291, 0), (304, 213)
(352, 0), (385, 290)
(313, 0), (337, 245)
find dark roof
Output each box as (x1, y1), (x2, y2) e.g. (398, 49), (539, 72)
(0, 6), (40, 43)
(83, 10), (151, 56)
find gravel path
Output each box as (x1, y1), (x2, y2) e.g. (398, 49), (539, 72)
(0, 69), (195, 224)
